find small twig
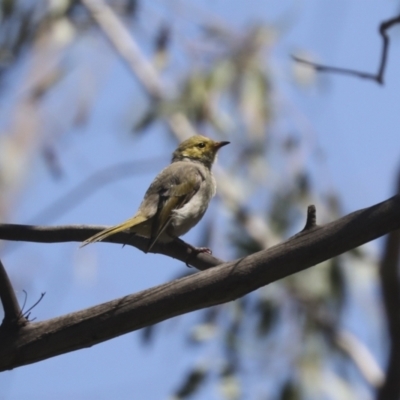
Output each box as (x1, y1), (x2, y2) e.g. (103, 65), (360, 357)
(292, 56), (379, 81)
(292, 14), (400, 85)
(0, 259), (27, 328)
(20, 290), (28, 315)
(377, 15), (400, 83)
(302, 204), (317, 231)
(21, 292), (46, 319)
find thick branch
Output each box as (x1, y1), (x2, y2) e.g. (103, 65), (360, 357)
(0, 195), (399, 371)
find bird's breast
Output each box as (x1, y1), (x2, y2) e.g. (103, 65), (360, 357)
(169, 177), (215, 237)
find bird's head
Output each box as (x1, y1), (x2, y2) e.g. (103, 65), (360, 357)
(172, 135), (229, 169)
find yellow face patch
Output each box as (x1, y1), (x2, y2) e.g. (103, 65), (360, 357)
(172, 135), (229, 168)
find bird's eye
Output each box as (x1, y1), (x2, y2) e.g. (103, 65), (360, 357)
(197, 142), (206, 148)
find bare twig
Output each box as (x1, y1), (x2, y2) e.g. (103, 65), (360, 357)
(21, 292), (46, 320)
(302, 204), (317, 231)
(0, 259), (27, 328)
(292, 14), (400, 85)
(377, 172), (400, 400)
(20, 290), (28, 316)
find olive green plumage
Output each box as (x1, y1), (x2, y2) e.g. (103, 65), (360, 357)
(81, 135), (229, 252)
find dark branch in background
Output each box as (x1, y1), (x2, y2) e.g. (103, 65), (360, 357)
(0, 195), (399, 371)
(377, 173), (400, 400)
(0, 259), (27, 328)
(292, 14), (400, 85)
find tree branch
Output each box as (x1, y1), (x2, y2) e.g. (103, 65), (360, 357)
(301, 204), (317, 231)
(0, 259), (26, 328)
(292, 14), (400, 85)
(0, 195), (399, 371)
(377, 175), (400, 399)
(0, 223), (223, 271)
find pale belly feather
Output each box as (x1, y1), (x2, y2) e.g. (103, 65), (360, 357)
(169, 178), (215, 237)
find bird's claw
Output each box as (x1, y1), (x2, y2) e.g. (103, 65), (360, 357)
(184, 246), (212, 267)
(193, 246), (212, 255)
(172, 237), (212, 267)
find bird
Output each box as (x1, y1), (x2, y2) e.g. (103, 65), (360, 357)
(81, 135), (229, 253)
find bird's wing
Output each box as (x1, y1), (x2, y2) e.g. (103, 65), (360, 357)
(142, 163), (204, 251)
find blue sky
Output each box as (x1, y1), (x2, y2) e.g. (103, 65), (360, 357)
(1, 1), (400, 399)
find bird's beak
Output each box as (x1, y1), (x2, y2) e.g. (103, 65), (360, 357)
(214, 141), (230, 150)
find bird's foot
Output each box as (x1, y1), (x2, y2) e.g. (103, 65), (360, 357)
(191, 246), (212, 255)
(185, 245), (212, 267)
(173, 238), (212, 267)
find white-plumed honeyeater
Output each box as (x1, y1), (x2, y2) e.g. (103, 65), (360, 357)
(81, 135), (229, 252)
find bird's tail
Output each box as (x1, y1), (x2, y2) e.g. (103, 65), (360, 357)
(80, 216), (147, 248)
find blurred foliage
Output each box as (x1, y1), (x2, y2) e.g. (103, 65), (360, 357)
(174, 367), (208, 399)
(134, 26), (272, 137)
(0, 1), (381, 400)
(280, 381), (301, 400)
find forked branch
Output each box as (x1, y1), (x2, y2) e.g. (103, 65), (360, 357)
(0, 195), (399, 371)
